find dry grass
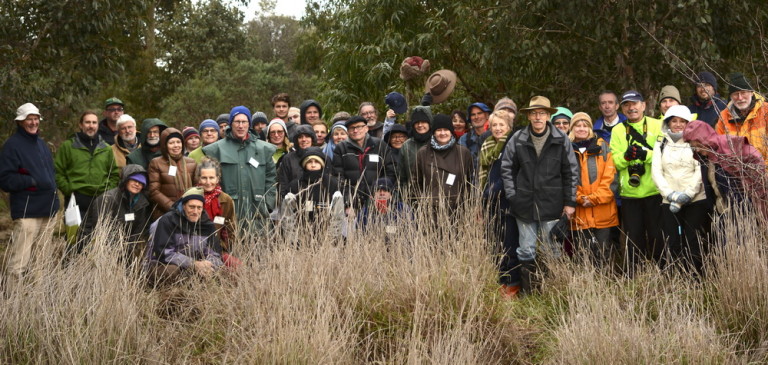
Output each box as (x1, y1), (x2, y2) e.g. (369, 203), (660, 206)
(1, 197), (768, 364)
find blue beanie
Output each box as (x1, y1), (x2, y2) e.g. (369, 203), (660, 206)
(229, 106), (252, 126)
(199, 119), (219, 132)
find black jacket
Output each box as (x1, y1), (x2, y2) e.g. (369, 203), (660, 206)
(98, 118), (117, 145)
(332, 136), (395, 206)
(277, 125), (318, 198)
(0, 126), (60, 219)
(500, 124), (579, 222)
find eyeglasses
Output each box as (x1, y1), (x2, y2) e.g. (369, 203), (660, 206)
(348, 124), (367, 132)
(528, 111), (549, 117)
(106, 107), (124, 112)
(390, 134), (407, 141)
(553, 121), (570, 126)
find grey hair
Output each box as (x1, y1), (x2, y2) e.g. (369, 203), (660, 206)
(195, 157), (222, 183)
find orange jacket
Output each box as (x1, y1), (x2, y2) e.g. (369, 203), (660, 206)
(571, 138), (619, 230)
(716, 92), (768, 159)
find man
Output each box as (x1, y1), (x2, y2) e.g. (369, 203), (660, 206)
(359, 102), (384, 138)
(188, 119), (220, 163)
(99, 97), (125, 145)
(252, 111), (269, 141)
(216, 113), (229, 139)
(688, 71), (727, 127)
(609, 90), (663, 271)
(658, 85), (682, 118)
(111, 114), (140, 169)
(593, 91), (627, 143)
(333, 115), (396, 208)
(0, 103), (60, 287)
(55, 110), (120, 251)
(271, 93), (291, 122)
(202, 106), (277, 232)
(299, 99), (323, 127)
(716, 72), (768, 159)
(288, 107), (301, 125)
(500, 96), (578, 294)
(458, 102), (492, 163)
(126, 118), (169, 169)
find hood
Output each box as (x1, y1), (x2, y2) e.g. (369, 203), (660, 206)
(120, 164), (148, 190)
(140, 118), (168, 145)
(299, 99), (322, 124)
(384, 124), (408, 144)
(682, 120), (718, 149)
(683, 120), (763, 167)
(160, 127), (183, 157)
(292, 124), (318, 146)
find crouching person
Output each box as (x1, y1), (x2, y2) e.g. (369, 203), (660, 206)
(77, 165), (152, 262)
(145, 187), (223, 286)
(357, 178), (412, 243)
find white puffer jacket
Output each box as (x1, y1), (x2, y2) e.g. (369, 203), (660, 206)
(651, 128), (705, 204)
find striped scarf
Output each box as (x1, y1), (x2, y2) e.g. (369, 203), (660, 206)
(478, 133), (509, 189)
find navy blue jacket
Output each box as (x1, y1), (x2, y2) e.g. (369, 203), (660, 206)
(688, 94), (727, 128)
(593, 113), (627, 143)
(0, 126), (60, 219)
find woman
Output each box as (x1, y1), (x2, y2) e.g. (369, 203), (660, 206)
(313, 123), (329, 148)
(267, 118), (292, 165)
(145, 187), (223, 286)
(148, 128), (197, 220)
(277, 124), (318, 198)
(382, 124), (408, 178)
(450, 109), (469, 139)
(568, 112), (619, 264)
(652, 105), (709, 273)
(196, 158), (238, 267)
(413, 114), (473, 211)
(399, 106), (433, 189)
(479, 110), (513, 189)
(323, 121), (348, 161)
(479, 109), (520, 298)
(182, 127), (200, 155)
(552, 107), (573, 134)
(78, 164), (152, 262)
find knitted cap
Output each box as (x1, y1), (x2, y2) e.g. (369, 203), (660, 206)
(215, 113), (230, 125)
(410, 105), (433, 124)
(728, 72), (753, 94)
(659, 85), (682, 104)
(266, 118), (287, 134)
(301, 147), (326, 169)
(694, 71), (718, 89)
(180, 187), (205, 205)
(431, 113), (454, 133)
(494, 97), (518, 114)
(182, 127), (199, 141)
(229, 106), (252, 126)
(199, 119), (219, 132)
(253, 111), (268, 125)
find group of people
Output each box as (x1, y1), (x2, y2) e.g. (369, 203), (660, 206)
(2, 71), (767, 295)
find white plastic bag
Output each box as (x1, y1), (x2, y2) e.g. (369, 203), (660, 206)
(65, 193), (81, 227)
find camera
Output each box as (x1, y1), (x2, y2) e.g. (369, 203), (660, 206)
(627, 163), (645, 187)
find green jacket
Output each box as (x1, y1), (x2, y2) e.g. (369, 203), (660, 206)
(398, 138), (428, 188)
(188, 146), (205, 163)
(609, 116), (662, 198)
(55, 134), (119, 197)
(126, 118), (168, 169)
(202, 131), (277, 221)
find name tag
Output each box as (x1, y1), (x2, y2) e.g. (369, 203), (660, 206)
(385, 225), (397, 234)
(369, 154), (379, 163)
(249, 157), (259, 168)
(305, 201), (314, 212)
(124, 213), (135, 222)
(213, 216), (225, 225)
(579, 147), (587, 153)
(446, 173), (456, 186)
(168, 165), (177, 176)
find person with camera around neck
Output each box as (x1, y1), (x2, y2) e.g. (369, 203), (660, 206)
(609, 90), (663, 273)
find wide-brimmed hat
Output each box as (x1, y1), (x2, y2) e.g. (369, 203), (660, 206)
(424, 70), (457, 104)
(519, 96), (558, 114)
(15, 103), (41, 121)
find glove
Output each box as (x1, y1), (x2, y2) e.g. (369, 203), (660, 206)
(667, 192), (680, 203)
(421, 92), (433, 106)
(669, 202), (682, 213)
(624, 146), (647, 161)
(675, 193), (692, 205)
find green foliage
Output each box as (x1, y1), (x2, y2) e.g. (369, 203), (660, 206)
(302, 0), (768, 116)
(159, 58), (319, 127)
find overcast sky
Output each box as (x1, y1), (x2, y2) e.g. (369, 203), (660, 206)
(241, 0), (307, 21)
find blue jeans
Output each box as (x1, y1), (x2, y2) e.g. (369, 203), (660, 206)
(516, 220), (561, 261)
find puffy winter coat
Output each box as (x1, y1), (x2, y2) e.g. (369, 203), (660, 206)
(609, 116), (663, 198)
(571, 138), (619, 231)
(501, 124), (578, 222)
(0, 126), (60, 219)
(332, 135), (395, 206)
(652, 127), (705, 205)
(202, 130), (277, 221)
(55, 133), (119, 197)
(716, 92), (768, 161)
(78, 164), (152, 248)
(148, 128), (197, 219)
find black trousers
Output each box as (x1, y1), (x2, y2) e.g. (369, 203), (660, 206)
(489, 211), (520, 286)
(620, 194), (663, 269)
(659, 200), (712, 275)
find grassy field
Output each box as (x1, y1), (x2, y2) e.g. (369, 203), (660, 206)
(1, 201), (767, 364)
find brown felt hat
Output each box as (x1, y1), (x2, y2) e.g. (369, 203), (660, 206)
(519, 96), (558, 114)
(424, 69), (457, 104)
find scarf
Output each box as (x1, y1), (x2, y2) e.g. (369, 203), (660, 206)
(429, 135), (456, 151)
(478, 133), (509, 188)
(168, 154), (192, 197)
(203, 185), (228, 242)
